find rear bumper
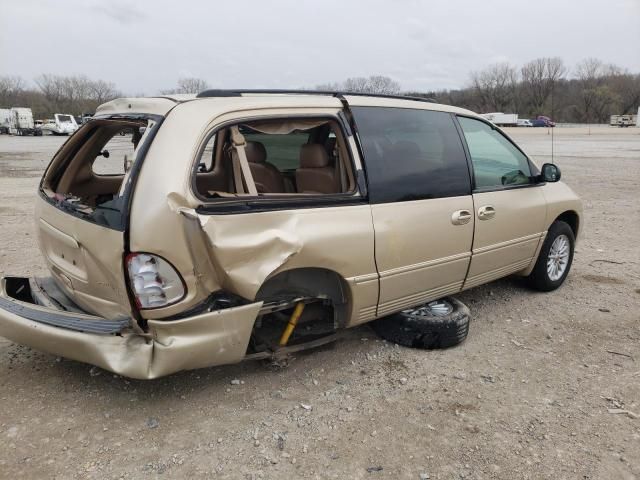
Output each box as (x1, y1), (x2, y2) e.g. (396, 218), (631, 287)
(0, 277), (261, 379)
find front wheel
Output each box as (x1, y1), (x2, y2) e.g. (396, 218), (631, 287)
(527, 221), (575, 291)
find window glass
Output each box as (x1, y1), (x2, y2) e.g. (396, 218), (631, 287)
(242, 130), (309, 171)
(457, 117), (532, 189)
(351, 107), (471, 203)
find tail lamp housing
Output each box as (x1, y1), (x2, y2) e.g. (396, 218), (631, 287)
(125, 253), (185, 309)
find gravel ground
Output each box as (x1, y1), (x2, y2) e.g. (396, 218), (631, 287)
(0, 127), (639, 480)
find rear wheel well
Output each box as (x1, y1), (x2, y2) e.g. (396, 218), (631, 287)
(256, 268), (351, 327)
(555, 211), (579, 238)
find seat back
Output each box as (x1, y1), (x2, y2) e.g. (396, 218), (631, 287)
(246, 141), (285, 193)
(295, 144), (341, 194)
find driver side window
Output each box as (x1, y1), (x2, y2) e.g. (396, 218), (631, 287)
(458, 117), (532, 189)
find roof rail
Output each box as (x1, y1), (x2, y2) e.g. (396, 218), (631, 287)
(195, 89), (436, 103)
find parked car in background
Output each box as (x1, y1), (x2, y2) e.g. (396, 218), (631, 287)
(0, 91), (582, 379)
(532, 115), (555, 127)
(40, 113), (79, 135)
(80, 113), (94, 125)
(517, 119), (533, 127)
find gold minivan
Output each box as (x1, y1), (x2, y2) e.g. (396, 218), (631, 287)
(0, 91), (582, 379)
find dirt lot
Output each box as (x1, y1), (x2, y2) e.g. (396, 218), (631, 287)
(0, 127), (639, 480)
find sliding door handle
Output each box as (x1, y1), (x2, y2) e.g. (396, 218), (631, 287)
(451, 210), (472, 225)
(478, 205), (496, 220)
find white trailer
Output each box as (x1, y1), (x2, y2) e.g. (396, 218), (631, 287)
(610, 114), (637, 127)
(479, 112), (519, 127)
(40, 113), (79, 136)
(9, 107), (42, 136)
(0, 109), (11, 134)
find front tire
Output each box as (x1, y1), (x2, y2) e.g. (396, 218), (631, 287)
(527, 220), (575, 291)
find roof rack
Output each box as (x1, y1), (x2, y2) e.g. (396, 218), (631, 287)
(195, 89), (436, 103)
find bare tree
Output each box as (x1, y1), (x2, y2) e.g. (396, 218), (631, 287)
(315, 75), (401, 94)
(606, 71), (640, 114)
(162, 77), (210, 95)
(0, 75), (26, 106)
(34, 74), (120, 116)
(573, 58), (618, 122)
(521, 57), (566, 115)
(575, 58), (608, 87)
(313, 81), (342, 91)
(470, 63), (518, 112)
(342, 77), (372, 93)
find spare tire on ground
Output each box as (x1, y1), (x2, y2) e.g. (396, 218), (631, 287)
(371, 297), (470, 349)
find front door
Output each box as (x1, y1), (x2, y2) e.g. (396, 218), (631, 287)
(456, 116), (546, 289)
(349, 103), (474, 317)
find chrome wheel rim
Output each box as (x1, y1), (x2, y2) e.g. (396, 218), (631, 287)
(547, 234), (570, 281)
(403, 299), (453, 317)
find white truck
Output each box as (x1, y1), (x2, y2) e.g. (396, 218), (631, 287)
(479, 112), (519, 127)
(8, 107), (42, 136)
(0, 109), (11, 134)
(610, 114), (638, 127)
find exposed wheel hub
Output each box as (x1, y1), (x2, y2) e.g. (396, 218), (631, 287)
(402, 299), (454, 317)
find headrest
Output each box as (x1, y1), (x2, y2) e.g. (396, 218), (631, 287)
(300, 144), (330, 168)
(245, 141), (267, 163)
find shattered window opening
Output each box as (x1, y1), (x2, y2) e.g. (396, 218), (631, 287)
(40, 118), (155, 228)
(194, 117), (357, 199)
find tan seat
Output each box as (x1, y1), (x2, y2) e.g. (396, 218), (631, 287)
(245, 141), (285, 193)
(295, 144), (341, 194)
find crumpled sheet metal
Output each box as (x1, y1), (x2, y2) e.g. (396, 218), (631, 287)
(201, 213), (303, 300)
(0, 283), (262, 379)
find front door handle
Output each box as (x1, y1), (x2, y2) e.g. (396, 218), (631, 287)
(478, 205), (496, 220)
(451, 209), (472, 225)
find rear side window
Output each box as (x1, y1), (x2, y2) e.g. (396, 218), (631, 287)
(243, 131), (309, 171)
(352, 107), (471, 203)
(457, 117), (532, 189)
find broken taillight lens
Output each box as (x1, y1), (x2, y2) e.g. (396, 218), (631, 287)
(126, 253), (185, 309)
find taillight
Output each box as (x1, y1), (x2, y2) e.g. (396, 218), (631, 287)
(126, 253), (185, 309)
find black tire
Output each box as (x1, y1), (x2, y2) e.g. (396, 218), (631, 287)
(371, 297), (470, 349)
(527, 220), (575, 291)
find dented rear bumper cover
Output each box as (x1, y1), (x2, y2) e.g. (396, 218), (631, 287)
(0, 277), (262, 379)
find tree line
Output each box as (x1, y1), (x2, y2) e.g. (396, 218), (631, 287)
(2, 57), (638, 123)
(407, 57), (640, 123)
(0, 75), (121, 119)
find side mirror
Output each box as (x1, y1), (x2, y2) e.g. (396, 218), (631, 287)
(540, 163), (561, 183)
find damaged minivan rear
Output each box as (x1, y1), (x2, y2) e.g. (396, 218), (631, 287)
(0, 98), (271, 379)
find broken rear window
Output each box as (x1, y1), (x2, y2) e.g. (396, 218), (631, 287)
(40, 117), (157, 229)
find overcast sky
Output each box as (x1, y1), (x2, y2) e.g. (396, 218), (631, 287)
(1, 0), (639, 95)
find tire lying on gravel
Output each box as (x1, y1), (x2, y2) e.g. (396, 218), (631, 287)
(371, 297), (470, 349)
